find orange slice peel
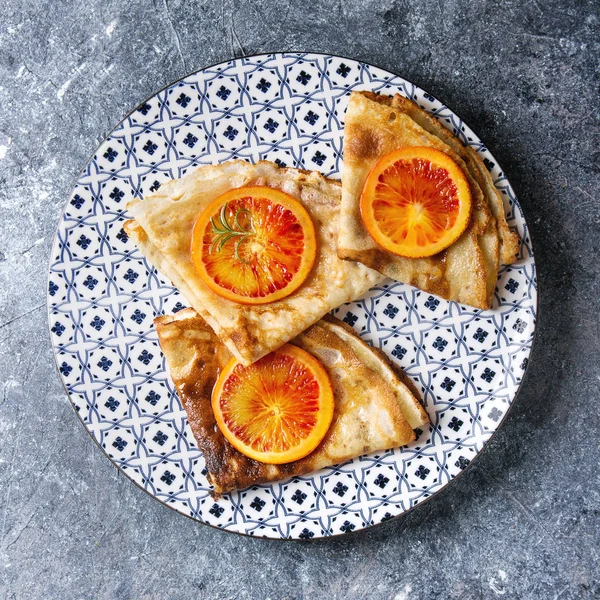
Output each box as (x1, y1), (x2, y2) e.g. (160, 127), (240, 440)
(360, 146), (472, 258)
(192, 186), (316, 304)
(212, 344), (334, 464)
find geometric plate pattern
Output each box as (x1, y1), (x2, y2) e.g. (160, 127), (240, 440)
(47, 53), (537, 539)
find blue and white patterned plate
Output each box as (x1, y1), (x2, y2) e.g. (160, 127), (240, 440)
(48, 52), (536, 539)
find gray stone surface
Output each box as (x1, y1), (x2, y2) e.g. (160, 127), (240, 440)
(0, 0), (598, 598)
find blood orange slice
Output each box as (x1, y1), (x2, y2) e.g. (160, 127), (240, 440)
(212, 344), (334, 464)
(192, 186), (316, 304)
(360, 147), (472, 258)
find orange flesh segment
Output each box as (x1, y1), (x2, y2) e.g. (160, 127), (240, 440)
(212, 344), (334, 464)
(360, 147), (472, 258)
(192, 187), (316, 305)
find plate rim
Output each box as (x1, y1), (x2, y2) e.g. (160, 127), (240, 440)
(46, 50), (539, 540)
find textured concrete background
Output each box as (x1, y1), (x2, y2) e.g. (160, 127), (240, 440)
(1, 0), (599, 598)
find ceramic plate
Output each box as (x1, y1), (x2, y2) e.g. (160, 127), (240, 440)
(48, 52), (537, 539)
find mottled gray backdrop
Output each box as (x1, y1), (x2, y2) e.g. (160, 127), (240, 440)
(0, 1), (598, 598)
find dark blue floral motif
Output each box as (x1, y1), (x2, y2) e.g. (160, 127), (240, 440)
(216, 85), (231, 100)
(298, 528), (314, 540)
(433, 336), (447, 351)
(312, 151), (326, 166)
(291, 490), (307, 505)
(250, 497), (265, 512)
(161, 470), (175, 485)
(520, 358), (529, 371)
(77, 234), (91, 250)
(340, 520), (355, 533)
(423, 92), (435, 102)
(374, 474), (389, 488)
(392, 344), (406, 359)
(143, 140), (158, 155)
(209, 503), (224, 517)
(304, 110), (318, 125)
(70, 194), (85, 209)
(149, 180), (161, 192)
(383, 303), (398, 318)
(415, 465), (430, 480)
(488, 407), (503, 422)
(455, 456), (470, 470)
(173, 302), (185, 313)
(513, 318), (526, 333)
(183, 132), (198, 148)
(97, 356), (113, 372)
(332, 482), (348, 497)
(448, 417), (463, 431)
(424, 296), (440, 311)
(274, 158), (287, 167)
(256, 78), (271, 93)
(116, 228), (128, 243)
(59, 361), (72, 376)
(176, 92), (191, 108)
(51, 322), (65, 337)
(83, 275), (98, 290)
(264, 117), (278, 133)
(505, 278), (519, 293)
(473, 327), (488, 343)
(336, 63), (351, 77)
(112, 436), (127, 451)
(296, 70), (311, 85)
(145, 390), (160, 406)
(441, 376), (456, 391)
(131, 309), (146, 324)
(123, 268), (139, 284)
(49, 281), (58, 296)
(138, 350), (153, 365)
(105, 396), (119, 412)
(90, 316), (105, 331)
(224, 125), (238, 140)
(103, 147), (118, 162)
(481, 367), (496, 383)
(483, 158), (495, 172)
(153, 431), (168, 446)
(343, 313), (357, 326)
(109, 187), (124, 202)
(138, 102), (151, 115)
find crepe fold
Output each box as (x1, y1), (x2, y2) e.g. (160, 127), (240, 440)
(125, 160), (384, 366)
(338, 91), (520, 310)
(155, 308), (429, 495)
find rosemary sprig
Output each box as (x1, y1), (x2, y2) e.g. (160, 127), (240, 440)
(210, 203), (254, 262)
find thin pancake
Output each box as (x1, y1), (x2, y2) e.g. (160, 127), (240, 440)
(338, 91), (519, 310)
(127, 160), (384, 365)
(155, 308), (429, 495)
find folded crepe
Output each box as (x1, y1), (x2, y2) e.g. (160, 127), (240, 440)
(338, 91), (520, 310)
(155, 308), (429, 495)
(125, 160), (384, 365)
